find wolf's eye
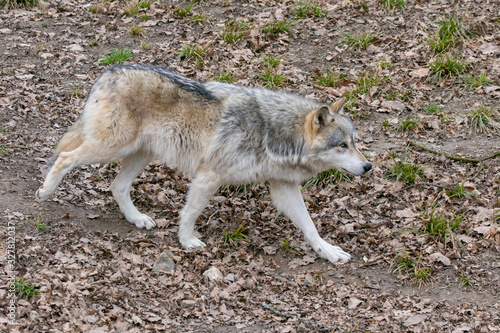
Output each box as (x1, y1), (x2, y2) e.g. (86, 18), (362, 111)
(340, 142), (347, 148)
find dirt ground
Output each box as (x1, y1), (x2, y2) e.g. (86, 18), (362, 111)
(0, 0), (499, 332)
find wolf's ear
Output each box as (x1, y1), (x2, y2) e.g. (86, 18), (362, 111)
(330, 97), (347, 115)
(306, 105), (333, 138)
(315, 105), (332, 126)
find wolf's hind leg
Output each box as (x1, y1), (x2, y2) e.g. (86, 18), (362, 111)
(111, 151), (155, 230)
(36, 147), (88, 202)
(178, 169), (221, 249)
(269, 180), (351, 263)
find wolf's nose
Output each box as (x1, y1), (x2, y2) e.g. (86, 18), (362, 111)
(363, 163), (372, 173)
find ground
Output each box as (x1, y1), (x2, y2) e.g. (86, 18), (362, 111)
(0, 0), (499, 332)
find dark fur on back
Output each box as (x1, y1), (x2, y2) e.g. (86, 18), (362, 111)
(108, 65), (216, 100)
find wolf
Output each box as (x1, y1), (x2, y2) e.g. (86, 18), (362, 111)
(36, 65), (371, 263)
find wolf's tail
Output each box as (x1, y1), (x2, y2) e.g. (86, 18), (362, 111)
(44, 119), (84, 176)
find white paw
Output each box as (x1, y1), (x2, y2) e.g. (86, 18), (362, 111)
(35, 188), (48, 202)
(311, 238), (351, 263)
(180, 236), (206, 249)
(127, 214), (156, 230)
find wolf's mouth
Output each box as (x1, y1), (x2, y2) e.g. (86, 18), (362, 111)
(340, 168), (358, 176)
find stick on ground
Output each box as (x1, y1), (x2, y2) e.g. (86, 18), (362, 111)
(407, 141), (500, 164)
(261, 302), (347, 331)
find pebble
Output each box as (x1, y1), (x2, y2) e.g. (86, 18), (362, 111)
(181, 300), (196, 308)
(152, 251), (175, 272)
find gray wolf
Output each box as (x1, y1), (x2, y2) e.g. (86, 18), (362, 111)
(36, 65), (371, 263)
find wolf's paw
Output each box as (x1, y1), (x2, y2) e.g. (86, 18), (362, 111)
(127, 214), (156, 230)
(180, 236), (206, 250)
(35, 189), (48, 203)
(312, 238), (351, 263)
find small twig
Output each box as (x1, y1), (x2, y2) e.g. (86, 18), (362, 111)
(206, 211), (219, 225)
(400, 183), (448, 192)
(0, 145), (26, 150)
(407, 141), (500, 164)
(0, 178), (20, 182)
(261, 302), (347, 331)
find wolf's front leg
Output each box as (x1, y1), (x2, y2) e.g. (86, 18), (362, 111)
(178, 170), (221, 249)
(269, 180), (351, 263)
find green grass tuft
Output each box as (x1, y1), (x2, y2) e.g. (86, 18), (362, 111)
(429, 53), (468, 80)
(179, 44), (208, 66)
(389, 253), (432, 287)
(446, 182), (475, 199)
(459, 275), (472, 288)
(262, 19), (295, 34)
(261, 54), (281, 68)
(468, 105), (499, 134)
(341, 32), (374, 51)
(141, 41), (151, 50)
(72, 86), (84, 99)
(421, 208), (465, 249)
(223, 223), (249, 246)
(379, 0), (405, 11)
(462, 73), (491, 88)
(0, 144), (8, 156)
(389, 252), (414, 276)
(35, 220), (49, 232)
(1, 0), (38, 8)
(173, 2), (194, 18)
(255, 68), (286, 89)
(214, 70), (236, 83)
(438, 14), (464, 39)
(386, 150), (424, 184)
(281, 238), (301, 255)
(221, 19), (249, 44)
(100, 48), (133, 65)
(379, 57), (392, 69)
(189, 14), (208, 24)
(397, 116), (424, 132)
(138, 0), (151, 9)
(293, 1), (325, 18)
(354, 71), (386, 95)
(411, 265), (432, 287)
(424, 103), (448, 121)
(428, 14), (466, 53)
(342, 91), (358, 111)
(89, 5), (103, 14)
(129, 25), (144, 36)
(423, 209), (460, 237)
(314, 68), (346, 87)
(15, 278), (41, 299)
(303, 169), (351, 190)
(383, 90), (398, 101)
(124, 0), (140, 16)
(424, 103), (444, 114)
(256, 55), (286, 89)
(219, 184), (252, 198)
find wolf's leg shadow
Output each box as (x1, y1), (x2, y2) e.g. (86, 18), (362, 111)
(111, 150), (155, 229)
(178, 169), (221, 249)
(268, 180), (351, 263)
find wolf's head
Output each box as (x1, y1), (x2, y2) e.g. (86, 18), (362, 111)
(305, 97), (371, 176)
